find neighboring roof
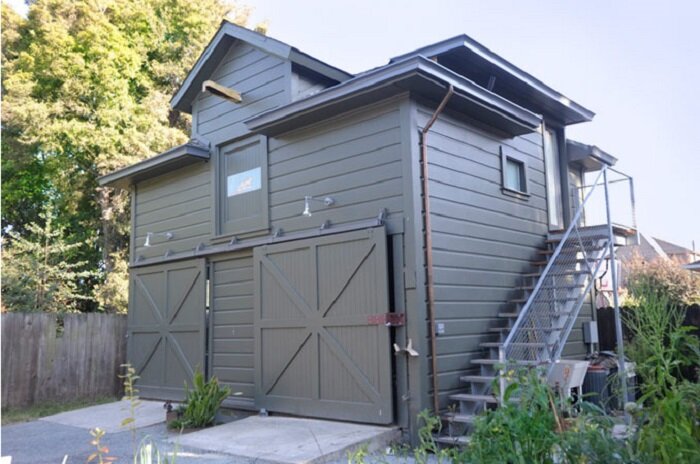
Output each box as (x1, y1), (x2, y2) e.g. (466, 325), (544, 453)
(98, 141), (210, 189)
(654, 237), (696, 257)
(246, 55), (542, 137)
(617, 232), (697, 264)
(685, 260), (700, 272)
(390, 35), (595, 125)
(566, 139), (618, 172)
(171, 21), (353, 113)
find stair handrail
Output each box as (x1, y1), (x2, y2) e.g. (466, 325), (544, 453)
(502, 166), (609, 362)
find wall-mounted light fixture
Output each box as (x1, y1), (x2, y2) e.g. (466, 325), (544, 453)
(144, 231), (174, 247)
(302, 196), (335, 217)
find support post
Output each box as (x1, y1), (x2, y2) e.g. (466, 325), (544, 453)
(603, 167), (629, 421)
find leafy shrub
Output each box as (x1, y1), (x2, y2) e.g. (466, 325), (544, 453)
(626, 253), (700, 307)
(462, 369), (560, 464)
(623, 288), (700, 400)
(169, 371), (230, 429)
(634, 382), (700, 463)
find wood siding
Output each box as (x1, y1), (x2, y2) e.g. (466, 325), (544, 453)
(192, 42), (289, 146)
(210, 251), (255, 407)
(133, 161), (211, 261)
(266, 98), (404, 235)
(417, 104), (589, 408)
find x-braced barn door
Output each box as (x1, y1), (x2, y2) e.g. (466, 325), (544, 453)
(128, 259), (206, 400)
(254, 227), (394, 424)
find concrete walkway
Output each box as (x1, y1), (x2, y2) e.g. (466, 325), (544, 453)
(40, 399), (165, 433)
(2, 400), (403, 464)
(173, 416), (400, 464)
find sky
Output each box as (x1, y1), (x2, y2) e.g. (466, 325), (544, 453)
(6, 0), (699, 251)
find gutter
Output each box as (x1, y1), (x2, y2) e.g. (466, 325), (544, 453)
(420, 85), (454, 414)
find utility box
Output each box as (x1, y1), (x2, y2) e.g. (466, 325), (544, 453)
(583, 321), (599, 345)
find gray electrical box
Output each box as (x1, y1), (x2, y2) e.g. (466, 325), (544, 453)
(583, 321), (599, 344)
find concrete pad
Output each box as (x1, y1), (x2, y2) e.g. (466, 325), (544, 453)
(173, 416), (400, 464)
(40, 399), (165, 433)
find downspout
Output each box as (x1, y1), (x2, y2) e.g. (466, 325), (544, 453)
(420, 85), (454, 414)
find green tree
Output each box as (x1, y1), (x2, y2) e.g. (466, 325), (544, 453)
(1, 205), (97, 312)
(2, 0), (252, 311)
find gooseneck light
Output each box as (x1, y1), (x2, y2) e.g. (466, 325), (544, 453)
(302, 196), (335, 217)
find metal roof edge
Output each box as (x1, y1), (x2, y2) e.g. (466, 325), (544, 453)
(171, 21), (351, 113)
(567, 139), (618, 167)
(390, 34), (595, 123)
(245, 56), (542, 134)
(98, 142), (210, 189)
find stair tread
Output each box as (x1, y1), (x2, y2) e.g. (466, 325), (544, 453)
(509, 296), (579, 303)
(500, 310), (574, 318)
(460, 375), (496, 383)
(435, 435), (470, 446)
(481, 341), (553, 348)
(444, 412), (479, 424)
(523, 270), (590, 277)
(450, 393), (499, 403)
(489, 326), (560, 333)
(472, 358), (540, 366)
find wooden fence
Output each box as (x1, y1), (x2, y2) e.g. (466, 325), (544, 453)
(1, 312), (128, 409)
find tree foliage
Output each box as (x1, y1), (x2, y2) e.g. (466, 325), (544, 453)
(625, 252), (700, 307)
(1, 0), (252, 311)
(1, 205), (97, 312)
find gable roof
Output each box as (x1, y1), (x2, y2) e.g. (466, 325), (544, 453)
(245, 55), (542, 137)
(390, 35), (595, 125)
(171, 21), (353, 113)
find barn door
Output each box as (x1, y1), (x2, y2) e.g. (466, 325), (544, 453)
(254, 227), (394, 424)
(128, 259), (206, 400)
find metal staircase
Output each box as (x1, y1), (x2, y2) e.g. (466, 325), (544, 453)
(437, 166), (637, 446)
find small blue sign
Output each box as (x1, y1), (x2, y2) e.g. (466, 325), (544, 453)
(227, 167), (261, 197)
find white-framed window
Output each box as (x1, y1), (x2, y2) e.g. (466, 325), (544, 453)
(501, 146), (529, 197)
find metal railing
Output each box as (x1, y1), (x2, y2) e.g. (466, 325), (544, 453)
(576, 167), (638, 242)
(501, 165), (628, 368)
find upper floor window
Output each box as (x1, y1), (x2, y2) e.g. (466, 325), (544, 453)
(501, 146), (529, 197)
(216, 135), (269, 237)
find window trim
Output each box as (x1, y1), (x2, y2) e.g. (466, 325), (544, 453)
(212, 134), (269, 240)
(500, 146), (530, 199)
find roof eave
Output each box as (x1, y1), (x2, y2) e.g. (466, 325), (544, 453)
(567, 139), (618, 172)
(98, 142), (210, 190)
(245, 56), (542, 137)
(390, 35), (595, 125)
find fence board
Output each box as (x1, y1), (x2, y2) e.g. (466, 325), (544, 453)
(1, 312), (127, 409)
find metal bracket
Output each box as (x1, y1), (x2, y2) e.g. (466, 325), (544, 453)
(196, 242), (206, 252)
(319, 220), (331, 231)
(228, 236), (239, 246)
(368, 312), (405, 327)
(273, 228), (284, 238)
(393, 338), (419, 357)
(164, 249), (173, 258)
(376, 208), (387, 225)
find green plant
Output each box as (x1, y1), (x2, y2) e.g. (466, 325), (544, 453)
(623, 288), (700, 401)
(134, 437), (178, 464)
(169, 370), (230, 429)
(559, 402), (634, 463)
(626, 253), (700, 307)
(346, 443), (369, 464)
(87, 427), (116, 464)
(120, 363), (142, 451)
(633, 382), (700, 463)
(464, 368), (559, 464)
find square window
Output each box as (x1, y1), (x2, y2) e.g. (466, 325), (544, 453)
(500, 146), (529, 197)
